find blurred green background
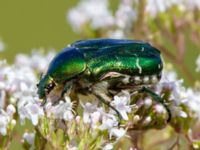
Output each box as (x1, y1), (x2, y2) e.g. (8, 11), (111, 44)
(0, 0), (80, 62)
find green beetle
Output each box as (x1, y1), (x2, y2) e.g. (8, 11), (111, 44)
(37, 39), (171, 122)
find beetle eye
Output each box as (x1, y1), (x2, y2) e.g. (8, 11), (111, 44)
(45, 82), (56, 93)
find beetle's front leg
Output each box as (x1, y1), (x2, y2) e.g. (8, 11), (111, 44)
(60, 83), (72, 98)
(51, 81), (74, 106)
(138, 86), (171, 122)
(92, 90), (123, 125)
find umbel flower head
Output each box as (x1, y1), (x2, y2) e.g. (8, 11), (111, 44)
(0, 48), (200, 149)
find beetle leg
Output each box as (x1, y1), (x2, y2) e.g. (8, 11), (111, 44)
(92, 92), (122, 126)
(59, 80), (75, 98)
(138, 86), (171, 122)
(61, 84), (72, 98)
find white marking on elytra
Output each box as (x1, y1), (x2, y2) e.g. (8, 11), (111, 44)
(134, 76), (140, 81)
(141, 47), (144, 51)
(122, 76), (130, 84)
(136, 59), (142, 74)
(143, 76), (149, 83)
(134, 76), (141, 84)
(151, 75), (158, 83)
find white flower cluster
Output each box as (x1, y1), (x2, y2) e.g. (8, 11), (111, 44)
(67, 0), (136, 38)
(146, 0), (200, 17)
(68, 0), (114, 32)
(0, 58), (43, 126)
(0, 104), (16, 135)
(80, 91), (131, 139)
(111, 0), (136, 38)
(67, 0), (200, 37)
(45, 96), (74, 121)
(157, 69), (200, 119)
(0, 50), (200, 149)
(0, 51), (55, 135)
(15, 50), (55, 73)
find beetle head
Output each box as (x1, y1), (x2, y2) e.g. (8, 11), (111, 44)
(37, 74), (56, 99)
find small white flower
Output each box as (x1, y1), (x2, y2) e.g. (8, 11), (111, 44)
(157, 79), (187, 105)
(185, 0), (200, 10)
(111, 92), (131, 120)
(68, 8), (88, 32)
(163, 70), (178, 82)
(143, 116), (152, 125)
(19, 103), (44, 125)
(6, 104), (16, 117)
(48, 96), (74, 121)
(108, 30), (125, 39)
(11, 119), (16, 126)
(133, 115), (140, 124)
(15, 51), (55, 73)
(90, 111), (101, 127)
(0, 90), (6, 109)
(15, 54), (30, 67)
(82, 102), (98, 123)
(23, 132), (35, 149)
(144, 98), (152, 108)
(146, 0), (185, 17)
(66, 144), (78, 150)
(154, 104), (165, 114)
(115, 1), (136, 30)
(109, 128), (126, 139)
(179, 110), (187, 118)
(184, 89), (200, 119)
(0, 106), (16, 136)
(99, 114), (118, 130)
(0, 113), (9, 135)
(102, 143), (113, 150)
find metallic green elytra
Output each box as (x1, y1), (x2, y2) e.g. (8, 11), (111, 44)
(37, 39), (163, 99)
(37, 39), (169, 121)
